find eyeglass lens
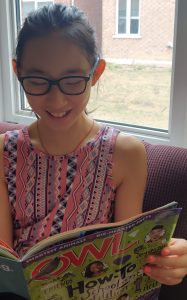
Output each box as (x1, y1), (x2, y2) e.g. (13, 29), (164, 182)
(22, 77), (88, 95)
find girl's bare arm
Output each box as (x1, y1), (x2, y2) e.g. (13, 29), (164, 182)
(0, 134), (13, 247)
(113, 134), (147, 222)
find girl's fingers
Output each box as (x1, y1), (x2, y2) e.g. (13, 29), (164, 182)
(146, 254), (187, 269)
(162, 238), (187, 256)
(144, 265), (185, 285)
(144, 238), (187, 286)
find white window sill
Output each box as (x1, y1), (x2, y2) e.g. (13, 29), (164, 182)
(113, 34), (141, 39)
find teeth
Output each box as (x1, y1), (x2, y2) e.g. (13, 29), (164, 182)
(50, 111), (68, 117)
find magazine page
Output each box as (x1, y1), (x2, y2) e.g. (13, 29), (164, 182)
(22, 205), (181, 300)
(0, 257), (30, 299)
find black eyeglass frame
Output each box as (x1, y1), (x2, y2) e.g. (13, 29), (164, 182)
(18, 57), (100, 96)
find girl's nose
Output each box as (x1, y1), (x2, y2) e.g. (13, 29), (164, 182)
(47, 84), (68, 106)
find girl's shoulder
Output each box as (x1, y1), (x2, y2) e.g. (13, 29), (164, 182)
(0, 128), (27, 159)
(115, 132), (146, 155)
(96, 124), (146, 159)
(112, 132), (147, 188)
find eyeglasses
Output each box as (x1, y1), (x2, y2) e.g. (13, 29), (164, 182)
(18, 57), (99, 96)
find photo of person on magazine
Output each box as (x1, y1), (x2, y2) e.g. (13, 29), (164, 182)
(84, 261), (108, 278)
(0, 2), (187, 300)
(144, 225), (166, 243)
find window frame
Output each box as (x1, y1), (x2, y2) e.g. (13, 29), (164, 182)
(116, 0), (141, 38)
(0, 0), (187, 147)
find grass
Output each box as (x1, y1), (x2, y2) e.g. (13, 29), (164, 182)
(88, 63), (172, 130)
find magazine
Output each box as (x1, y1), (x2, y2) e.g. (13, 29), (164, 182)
(0, 202), (181, 300)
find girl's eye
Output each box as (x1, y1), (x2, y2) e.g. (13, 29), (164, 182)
(67, 80), (82, 86)
(63, 78), (84, 85)
(28, 79), (48, 86)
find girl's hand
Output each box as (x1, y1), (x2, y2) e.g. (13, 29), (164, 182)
(144, 238), (187, 285)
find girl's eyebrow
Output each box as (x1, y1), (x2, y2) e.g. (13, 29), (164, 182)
(23, 68), (47, 75)
(63, 68), (87, 74)
(23, 67), (88, 76)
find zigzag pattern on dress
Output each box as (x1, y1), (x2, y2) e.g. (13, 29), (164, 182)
(4, 130), (18, 221)
(26, 152), (38, 222)
(75, 127), (114, 227)
(50, 155), (77, 235)
(74, 147), (98, 228)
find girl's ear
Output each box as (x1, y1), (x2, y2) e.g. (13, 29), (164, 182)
(12, 59), (18, 75)
(92, 59), (106, 86)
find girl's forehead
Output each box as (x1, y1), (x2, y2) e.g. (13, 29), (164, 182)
(21, 34), (91, 76)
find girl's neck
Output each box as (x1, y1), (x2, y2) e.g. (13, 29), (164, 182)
(30, 116), (96, 156)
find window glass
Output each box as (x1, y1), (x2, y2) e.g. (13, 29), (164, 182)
(130, 19), (138, 34)
(118, 18), (126, 34)
(118, 0), (126, 34)
(16, 0), (176, 131)
(22, 1), (34, 20)
(131, 0), (139, 17)
(119, 0), (127, 17)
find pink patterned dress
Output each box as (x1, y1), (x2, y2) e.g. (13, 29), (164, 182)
(3, 125), (119, 256)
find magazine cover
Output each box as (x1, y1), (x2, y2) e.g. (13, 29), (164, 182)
(0, 202), (181, 300)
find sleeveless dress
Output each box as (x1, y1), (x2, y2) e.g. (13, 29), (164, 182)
(3, 125), (119, 257)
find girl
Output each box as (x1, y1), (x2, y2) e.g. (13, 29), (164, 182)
(0, 3), (186, 298)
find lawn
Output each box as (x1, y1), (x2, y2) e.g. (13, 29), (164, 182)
(88, 63), (172, 130)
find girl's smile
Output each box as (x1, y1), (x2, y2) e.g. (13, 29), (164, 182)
(47, 110), (72, 118)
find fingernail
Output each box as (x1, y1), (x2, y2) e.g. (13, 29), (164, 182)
(144, 266), (151, 274)
(147, 255), (156, 263)
(162, 248), (171, 256)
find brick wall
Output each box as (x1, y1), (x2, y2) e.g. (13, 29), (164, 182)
(55, 0), (175, 62)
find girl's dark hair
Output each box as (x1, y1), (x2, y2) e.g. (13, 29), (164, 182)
(16, 3), (98, 68)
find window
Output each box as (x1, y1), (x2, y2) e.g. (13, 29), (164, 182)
(117, 0), (140, 35)
(1, 0), (187, 147)
(21, 0), (54, 24)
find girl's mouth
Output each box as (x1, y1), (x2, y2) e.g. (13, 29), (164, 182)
(47, 110), (71, 118)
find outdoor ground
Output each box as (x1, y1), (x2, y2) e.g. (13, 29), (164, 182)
(88, 63), (172, 130)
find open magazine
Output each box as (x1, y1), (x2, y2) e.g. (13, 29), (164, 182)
(0, 202), (181, 300)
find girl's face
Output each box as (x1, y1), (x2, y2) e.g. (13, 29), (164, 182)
(90, 262), (104, 274)
(17, 32), (98, 131)
(149, 228), (165, 241)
